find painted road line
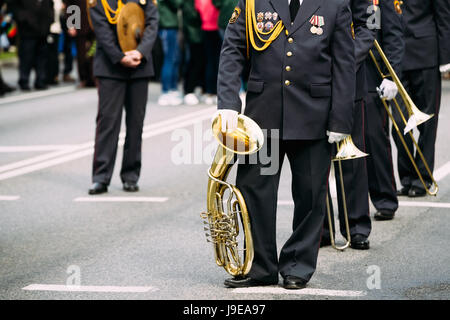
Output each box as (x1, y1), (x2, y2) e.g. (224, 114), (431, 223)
(0, 195), (20, 201)
(22, 284), (159, 293)
(399, 201), (450, 209)
(232, 287), (367, 297)
(434, 161), (450, 182)
(279, 200), (450, 209)
(0, 108), (215, 181)
(0, 145), (76, 153)
(0, 86), (78, 106)
(74, 197), (169, 203)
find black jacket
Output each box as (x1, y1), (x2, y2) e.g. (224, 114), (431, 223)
(402, 0), (450, 71)
(90, 0), (159, 79)
(9, 0), (54, 38)
(352, 0), (376, 100)
(218, 0), (356, 140)
(366, 0), (405, 92)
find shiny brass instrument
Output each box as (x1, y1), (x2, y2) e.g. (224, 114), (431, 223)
(201, 115), (264, 276)
(326, 137), (369, 251)
(370, 40), (438, 196)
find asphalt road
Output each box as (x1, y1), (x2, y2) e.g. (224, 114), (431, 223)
(0, 70), (449, 301)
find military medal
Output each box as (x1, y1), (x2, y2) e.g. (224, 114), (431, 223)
(309, 15), (325, 35)
(265, 12), (273, 20)
(272, 12), (278, 21)
(265, 21), (274, 32)
(257, 22), (264, 32)
(257, 12), (264, 22)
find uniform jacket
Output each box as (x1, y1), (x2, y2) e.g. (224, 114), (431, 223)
(365, 0), (404, 92)
(9, 0), (54, 38)
(90, 0), (159, 79)
(402, 0), (450, 71)
(218, 0), (356, 140)
(352, 0), (376, 100)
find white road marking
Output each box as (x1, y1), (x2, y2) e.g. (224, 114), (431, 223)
(0, 87), (78, 106)
(0, 108), (215, 181)
(279, 200), (450, 209)
(0, 145), (75, 153)
(434, 161), (450, 182)
(22, 284), (159, 293)
(0, 195), (20, 201)
(74, 197), (169, 203)
(399, 201), (450, 209)
(232, 286), (367, 297)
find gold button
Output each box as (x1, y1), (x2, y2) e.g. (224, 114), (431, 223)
(286, 66), (291, 72)
(285, 80), (291, 86)
(287, 51), (293, 57)
(288, 38), (294, 43)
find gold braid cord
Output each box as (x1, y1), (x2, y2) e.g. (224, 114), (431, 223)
(101, 0), (125, 24)
(245, 0), (285, 58)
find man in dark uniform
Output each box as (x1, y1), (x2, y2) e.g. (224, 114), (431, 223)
(88, 0), (159, 195)
(393, 0), (450, 198)
(8, 0), (54, 91)
(364, 0), (404, 221)
(321, 0), (376, 251)
(216, 0), (355, 289)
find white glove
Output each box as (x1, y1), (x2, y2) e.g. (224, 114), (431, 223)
(327, 131), (350, 144)
(213, 110), (239, 133)
(377, 79), (398, 101)
(440, 63), (450, 73)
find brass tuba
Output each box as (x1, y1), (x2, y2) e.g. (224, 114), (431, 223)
(201, 114), (264, 276)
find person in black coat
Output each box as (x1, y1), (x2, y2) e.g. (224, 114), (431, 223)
(8, 0), (54, 90)
(321, 0), (376, 251)
(216, 0), (355, 289)
(364, 0), (404, 221)
(393, 0), (450, 198)
(88, 0), (159, 195)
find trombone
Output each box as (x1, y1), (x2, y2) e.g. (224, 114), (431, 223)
(369, 40), (438, 196)
(326, 136), (369, 251)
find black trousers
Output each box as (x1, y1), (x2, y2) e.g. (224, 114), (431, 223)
(392, 67), (441, 190)
(365, 94), (399, 212)
(203, 31), (221, 95)
(236, 138), (331, 283)
(92, 77), (149, 185)
(183, 42), (205, 94)
(47, 34), (60, 84)
(75, 33), (96, 86)
(18, 36), (48, 88)
(323, 99), (371, 239)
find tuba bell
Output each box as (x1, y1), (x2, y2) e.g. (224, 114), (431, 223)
(201, 114), (264, 277)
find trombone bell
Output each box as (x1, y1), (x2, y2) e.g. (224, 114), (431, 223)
(403, 104), (434, 135)
(333, 136), (369, 162)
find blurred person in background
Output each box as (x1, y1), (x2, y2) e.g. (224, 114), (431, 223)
(64, 0), (96, 88)
(47, 0), (64, 85)
(60, 2), (75, 83)
(181, 0), (205, 105)
(195, 0), (221, 105)
(212, 0), (236, 39)
(8, 0), (54, 91)
(0, 0), (16, 95)
(157, 0), (182, 106)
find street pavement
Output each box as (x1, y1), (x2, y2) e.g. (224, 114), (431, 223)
(0, 67), (449, 300)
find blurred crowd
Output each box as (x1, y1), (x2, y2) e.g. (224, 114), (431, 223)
(0, 0), (448, 99)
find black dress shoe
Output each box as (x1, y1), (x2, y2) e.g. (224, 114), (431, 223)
(408, 186), (426, 198)
(374, 209), (395, 221)
(123, 182), (139, 192)
(283, 276), (307, 290)
(34, 84), (48, 91)
(397, 186), (410, 196)
(20, 84), (31, 91)
(320, 237), (332, 248)
(350, 234), (370, 250)
(224, 276), (278, 288)
(88, 182), (108, 195)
